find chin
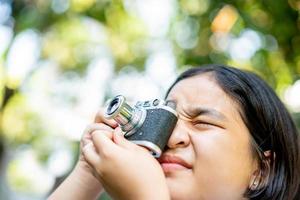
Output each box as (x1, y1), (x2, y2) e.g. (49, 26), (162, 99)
(169, 191), (199, 200)
(169, 190), (189, 200)
(166, 177), (197, 200)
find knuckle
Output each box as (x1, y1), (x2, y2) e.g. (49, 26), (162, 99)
(93, 130), (113, 140)
(97, 123), (110, 130)
(84, 122), (113, 139)
(83, 123), (96, 135)
(94, 123), (114, 132)
(101, 148), (111, 159)
(92, 130), (106, 137)
(91, 130), (101, 140)
(94, 109), (105, 121)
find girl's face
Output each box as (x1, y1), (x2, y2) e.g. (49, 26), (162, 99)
(160, 74), (258, 200)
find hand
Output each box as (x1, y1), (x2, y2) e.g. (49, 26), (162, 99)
(79, 110), (118, 175)
(83, 127), (170, 200)
(48, 110), (117, 200)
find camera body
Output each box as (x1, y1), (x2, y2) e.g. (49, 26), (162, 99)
(105, 95), (178, 157)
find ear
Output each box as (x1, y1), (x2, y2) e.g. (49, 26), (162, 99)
(249, 150), (273, 190)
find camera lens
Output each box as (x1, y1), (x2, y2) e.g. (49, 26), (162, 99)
(105, 95), (133, 122)
(105, 95), (146, 135)
(105, 95), (134, 127)
(107, 98), (121, 115)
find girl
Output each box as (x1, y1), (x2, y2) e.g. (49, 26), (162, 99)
(49, 65), (300, 200)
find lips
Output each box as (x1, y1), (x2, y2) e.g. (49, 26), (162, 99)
(158, 154), (192, 171)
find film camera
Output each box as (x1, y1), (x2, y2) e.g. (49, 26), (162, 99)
(105, 95), (178, 157)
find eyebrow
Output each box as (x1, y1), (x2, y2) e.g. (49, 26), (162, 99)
(186, 106), (228, 121)
(166, 98), (228, 121)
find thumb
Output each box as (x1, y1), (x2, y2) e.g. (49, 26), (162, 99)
(113, 127), (135, 149)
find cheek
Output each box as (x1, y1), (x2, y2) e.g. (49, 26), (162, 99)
(191, 132), (255, 197)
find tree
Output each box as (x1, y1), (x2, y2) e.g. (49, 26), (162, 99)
(0, 0), (299, 199)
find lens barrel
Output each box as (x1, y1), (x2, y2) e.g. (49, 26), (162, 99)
(105, 95), (145, 134)
(106, 95), (134, 125)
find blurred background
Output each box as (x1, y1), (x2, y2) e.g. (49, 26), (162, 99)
(0, 0), (300, 199)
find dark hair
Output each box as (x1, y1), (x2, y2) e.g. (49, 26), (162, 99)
(166, 64), (300, 200)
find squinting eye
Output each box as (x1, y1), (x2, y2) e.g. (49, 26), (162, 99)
(193, 121), (215, 129)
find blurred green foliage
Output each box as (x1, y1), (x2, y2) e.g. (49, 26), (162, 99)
(7, 0), (300, 86)
(0, 0), (300, 198)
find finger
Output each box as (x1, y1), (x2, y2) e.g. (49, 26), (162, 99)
(82, 123), (114, 146)
(82, 142), (100, 167)
(84, 123), (114, 136)
(113, 127), (136, 149)
(91, 129), (114, 141)
(92, 130), (119, 157)
(94, 109), (118, 128)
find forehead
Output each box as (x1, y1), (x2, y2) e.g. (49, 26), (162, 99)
(167, 74), (240, 116)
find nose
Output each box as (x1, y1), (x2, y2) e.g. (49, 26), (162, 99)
(167, 119), (191, 149)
